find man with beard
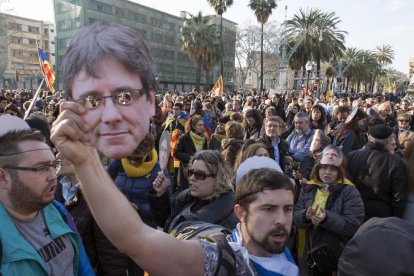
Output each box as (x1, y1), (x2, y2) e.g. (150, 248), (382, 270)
(0, 121), (92, 274)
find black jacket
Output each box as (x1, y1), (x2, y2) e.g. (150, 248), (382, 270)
(149, 189), (238, 232)
(347, 142), (407, 220)
(173, 132), (208, 190)
(257, 135), (289, 172)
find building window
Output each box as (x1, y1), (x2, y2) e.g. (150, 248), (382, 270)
(114, 7), (125, 17)
(89, 0), (113, 15)
(29, 39), (36, 45)
(44, 28), (49, 35)
(28, 26), (40, 33)
(8, 22), (22, 31)
(10, 36), (22, 44)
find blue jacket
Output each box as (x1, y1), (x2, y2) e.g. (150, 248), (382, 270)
(0, 201), (94, 275)
(108, 160), (164, 228)
(286, 128), (314, 162)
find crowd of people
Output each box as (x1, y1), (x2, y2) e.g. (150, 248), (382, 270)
(1, 21), (414, 275)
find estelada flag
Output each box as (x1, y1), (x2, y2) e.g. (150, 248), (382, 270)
(212, 76), (223, 97)
(38, 47), (55, 93)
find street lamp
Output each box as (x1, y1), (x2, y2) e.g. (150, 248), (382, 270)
(305, 61), (313, 95)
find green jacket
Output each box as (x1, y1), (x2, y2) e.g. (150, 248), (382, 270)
(0, 202), (82, 275)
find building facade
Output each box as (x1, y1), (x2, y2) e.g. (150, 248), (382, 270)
(0, 13), (55, 90)
(54, 0), (237, 92)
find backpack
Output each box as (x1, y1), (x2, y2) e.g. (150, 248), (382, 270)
(170, 221), (236, 276)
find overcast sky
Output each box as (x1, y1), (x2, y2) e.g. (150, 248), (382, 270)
(5, 0), (413, 75)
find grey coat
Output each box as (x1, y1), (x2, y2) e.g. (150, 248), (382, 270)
(294, 182), (365, 240)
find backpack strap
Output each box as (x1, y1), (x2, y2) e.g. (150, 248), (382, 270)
(210, 235), (236, 276)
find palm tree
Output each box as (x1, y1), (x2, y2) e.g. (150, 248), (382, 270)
(207, 0), (234, 79)
(181, 12), (221, 89)
(374, 44), (395, 92)
(375, 44), (395, 66)
(343, 47), (361, 92)
(248, 0), (277, 92)
(284, 8), (347, 78)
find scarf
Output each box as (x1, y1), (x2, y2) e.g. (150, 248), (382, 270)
(212, 133), (226, 143)
(230, 224), (298, 276)
(121, 148), (158, 178)
(190, 131), (205, 152)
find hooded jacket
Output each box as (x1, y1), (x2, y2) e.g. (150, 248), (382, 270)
(0, 201), (94, 275)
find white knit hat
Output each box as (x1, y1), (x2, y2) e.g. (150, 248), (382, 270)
(0, 114), (31, 136)
(236, 156), (282, 186)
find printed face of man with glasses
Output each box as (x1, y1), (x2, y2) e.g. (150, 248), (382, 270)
(68, 56), (155, 159)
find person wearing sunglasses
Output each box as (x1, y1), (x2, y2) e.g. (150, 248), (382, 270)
(150, 150), (238, 233)
(395, 113), (413, 135)
(0, 125), (93, 275)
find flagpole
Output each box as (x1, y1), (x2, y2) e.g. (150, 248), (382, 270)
(24, 78), (45, 120)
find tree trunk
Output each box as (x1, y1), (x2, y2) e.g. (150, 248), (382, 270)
(205, 70), (210, 90)
(196, 64), (201, 90)
(260, 22), (264, 92)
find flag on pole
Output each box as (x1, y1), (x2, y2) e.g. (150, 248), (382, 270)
(37, 45), (55, 93)
(211, 76), (223, 97)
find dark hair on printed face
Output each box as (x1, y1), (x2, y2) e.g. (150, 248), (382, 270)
(62, 21), (158, 98)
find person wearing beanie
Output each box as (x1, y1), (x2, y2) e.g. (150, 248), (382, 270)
(347, 124), (407, 221)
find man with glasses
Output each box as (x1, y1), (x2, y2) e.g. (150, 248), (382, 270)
(51, 22), (299, 275)
(53, 21), (157, 160)
(257, 116), (289, 172)
(0, 119), (92, 274)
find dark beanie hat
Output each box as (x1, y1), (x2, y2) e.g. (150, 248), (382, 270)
(368, 124), (393, 139)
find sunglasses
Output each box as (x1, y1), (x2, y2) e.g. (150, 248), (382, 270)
(187, 168), (215, 180)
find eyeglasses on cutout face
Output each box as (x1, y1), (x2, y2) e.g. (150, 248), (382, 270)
(3, 160), (62, 174)
(74, 88), (145, 110)
(187, 168), (215, 180)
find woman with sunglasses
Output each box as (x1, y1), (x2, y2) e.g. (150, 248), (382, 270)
(150, 150), (238, 233)
(294, 146), (364, 275)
